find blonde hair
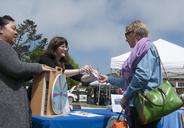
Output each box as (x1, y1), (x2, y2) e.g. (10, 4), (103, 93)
(125, 20), (149, 38)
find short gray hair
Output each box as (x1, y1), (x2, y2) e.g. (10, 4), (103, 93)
(125, 20), (149, 38)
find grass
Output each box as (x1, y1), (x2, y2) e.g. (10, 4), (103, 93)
(71, 102), (106, 108)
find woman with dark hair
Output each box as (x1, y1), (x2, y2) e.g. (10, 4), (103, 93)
(0, 15), (53, 128)
(38, 36), (94, 82)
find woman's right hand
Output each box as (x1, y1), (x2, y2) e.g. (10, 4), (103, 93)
(79, 65), (93, 74)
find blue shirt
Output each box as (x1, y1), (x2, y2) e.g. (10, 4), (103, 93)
(108, 43), (163, 102)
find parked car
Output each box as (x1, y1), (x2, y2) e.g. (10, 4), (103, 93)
(67, 90), (78, 103)
(68, 85), (88, 102)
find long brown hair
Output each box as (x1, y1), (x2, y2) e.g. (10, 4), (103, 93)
(46, 36), (70, 66)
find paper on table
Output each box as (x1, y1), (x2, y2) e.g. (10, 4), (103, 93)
(70, 111), (102, 117)
(111, 94), (124, 113)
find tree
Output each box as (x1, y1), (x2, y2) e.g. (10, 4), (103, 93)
(67, 57), (81, 89)
(14, 19), (48, 62)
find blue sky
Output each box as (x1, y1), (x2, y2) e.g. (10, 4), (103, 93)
(1, 0), (184, 74)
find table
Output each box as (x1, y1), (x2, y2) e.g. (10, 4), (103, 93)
(157, 108), (184, 128)
(32, 109), (117, 128)
(32, 108), (184, 128)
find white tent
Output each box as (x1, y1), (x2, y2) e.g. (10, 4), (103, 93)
(110, 39), (184, 78)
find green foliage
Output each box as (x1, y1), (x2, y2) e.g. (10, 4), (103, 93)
(29, 38), (48, 62)
(67, 57), (81, 89)
(13, 19), (48, 62)
(68, 57), (79, 68)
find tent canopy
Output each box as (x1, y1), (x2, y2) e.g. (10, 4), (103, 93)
(110, 39), (184, 78)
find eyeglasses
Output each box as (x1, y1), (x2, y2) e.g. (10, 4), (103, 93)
(58, 45), (69, 51)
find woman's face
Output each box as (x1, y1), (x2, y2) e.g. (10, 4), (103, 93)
(0, 21), (17, 45)
(125, 31), (136, 48)
(56, 43), (69, 58)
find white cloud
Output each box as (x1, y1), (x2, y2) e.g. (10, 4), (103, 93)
(1, 0), (183, 73)
(30, 0), (130, 54)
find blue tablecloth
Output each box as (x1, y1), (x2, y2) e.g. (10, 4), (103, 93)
(32, 108), (184, 128)
(32, 109), (118, 128)
(157, 108), (184, 128)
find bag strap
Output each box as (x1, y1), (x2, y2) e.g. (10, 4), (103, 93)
(116, 109), (124, 121)
(160, 59), (169, 81)
(154, 45), (169, 81)
(139, 87), (167, 106)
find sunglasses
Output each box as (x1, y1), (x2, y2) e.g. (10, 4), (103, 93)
(125, 31), (133, 37)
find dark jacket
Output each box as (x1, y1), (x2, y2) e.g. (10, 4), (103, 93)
(38, 54), (82, 82)
(0, 41), (43, 128)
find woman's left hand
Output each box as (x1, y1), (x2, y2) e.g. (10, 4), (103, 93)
(41, 64), (56, 72)
(98, 74), (108, 83)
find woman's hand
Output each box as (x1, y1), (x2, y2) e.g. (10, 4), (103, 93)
(41, 64), (56, 72)
(79, 65), (93, 74)
(120, 96), (128, 109)
(98, 74), (108, 83)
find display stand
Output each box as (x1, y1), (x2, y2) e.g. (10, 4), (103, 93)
(31, 68), (63, 116)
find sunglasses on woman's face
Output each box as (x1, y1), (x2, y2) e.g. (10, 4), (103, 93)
(125, 31), (133, 37)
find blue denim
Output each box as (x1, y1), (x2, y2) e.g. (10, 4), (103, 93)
(108, 43), (163, 102)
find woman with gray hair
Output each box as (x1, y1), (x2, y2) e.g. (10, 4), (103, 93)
(99, 20), (162, 128)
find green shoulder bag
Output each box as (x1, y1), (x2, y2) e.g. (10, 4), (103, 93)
(134, 80), (183, 125)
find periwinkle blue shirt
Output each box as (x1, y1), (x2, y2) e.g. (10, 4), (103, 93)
(108, 43), (163, 103)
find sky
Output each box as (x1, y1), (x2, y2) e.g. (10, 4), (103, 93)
(1, 0), (184, 74)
